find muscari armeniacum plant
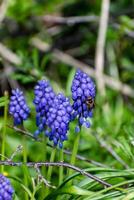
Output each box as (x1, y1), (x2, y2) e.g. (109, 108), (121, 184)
(68, 69), (96, 176)
(71, 69), (95, 131)
(9, 88), (30, 126)
(8, 69), (96, 192)
(0, 174), (14, 200)
(33, 80), (55, 137)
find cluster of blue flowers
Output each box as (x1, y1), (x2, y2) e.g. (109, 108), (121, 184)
(9, 89), (30, 126)
(0, 174), (14, 200)
(45, 93), (73, 148)
(33, 80), (55, 137)
(32, 80), (73, 148)
(71, 69), (96, 132)
(9, 69), (96, 147)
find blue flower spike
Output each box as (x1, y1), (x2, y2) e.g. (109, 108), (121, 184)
(33, 80), (55, 137)
(71, 69), (96, 131)
(9, 88), (30, 126)
(0, 174), (14, 200)
(46, 93), (73, 148)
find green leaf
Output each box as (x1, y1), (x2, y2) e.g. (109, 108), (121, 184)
(66, 68), (76, 96)
(45, 185), (93, 200)
(10, 175), (32, 198)
(0, 100), (9, 107)
(122, 192), (134, 200)
(20, 183), (32, 198)
(0, 96), (7, 102)
(14, 194), (20, 200)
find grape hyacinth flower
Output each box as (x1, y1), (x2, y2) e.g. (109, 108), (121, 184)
(45, 93), (73, 148)
(0, 174), (14, 200)
(33, 80), (55, 137)
(71, 69), (96, 132)
(9, 89), (30, 126)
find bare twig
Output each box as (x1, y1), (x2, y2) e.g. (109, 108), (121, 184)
(42, 15), (98, 25)
(8, 145), (23, 161)
(112, 23), (134, 39)
(30, 38), (134, 98)
(0, 160), (112, 187)
(34, 164), (55, 188)
(7, 124), (107, 168)
(94, 133), (129, 169)
(0, 0), (9, 23)
(7, 125), (41, 141)
(42, 14), (134, 39)
(0, 145), (22, 161)
(63, 149), (107, 168)
(95, 0), (110, 96)
(0, 43), (21, 65)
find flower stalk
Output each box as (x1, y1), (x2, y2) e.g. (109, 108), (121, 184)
(1, 91), (8, 173)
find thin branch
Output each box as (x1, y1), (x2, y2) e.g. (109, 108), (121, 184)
(0, 160), (112, 188)
(112, 23), (134, 39)
(42, 15), (98, 25)
(8, 145), (23, 161)
(34, 164), (55, 188)
(42, 14), (134, 39)
(7, 125), (107, 168)
(94, 133), (129, 169)
(30, 38), (134, 98)
(63, 149), (107, 168)
(0, 0), (9, 23)
(0, 43), (21, 65)
(7, 125), (41, 141)
(95, 0), (110, 96)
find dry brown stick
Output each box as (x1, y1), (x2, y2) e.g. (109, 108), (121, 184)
(95, 0), (110, 96)
(0, 0), (9, 23)
(34, 164), (55, 188)
(112, 23), (134, 39)
(42, 15), (98, 25)
(42, 14), (134, 39)
(0, 43), (21, 65)
(0, 160), (112, 187)
(30, 37), (134, 98)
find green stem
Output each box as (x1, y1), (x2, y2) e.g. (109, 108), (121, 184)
(31, 191), (36, 200)
(40, 136), (47, 199)
(45, 147), (56, 196)
(1, 91), (8, 173)
(59, 149), (63, 185)
(23, 135), (29, 200)
(42, 136), (47, 176)
(68, 131), (81, 181)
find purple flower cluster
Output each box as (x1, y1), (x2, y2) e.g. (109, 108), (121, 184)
(9, 89), (30, 125)
(33, 80), (55, 137)
(45, 93), (73, 148)
(9, 70), (96, 147)
(33, 80), (72, 148)
(0, 174), (14, 200)
(71, 69), (96, 132)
